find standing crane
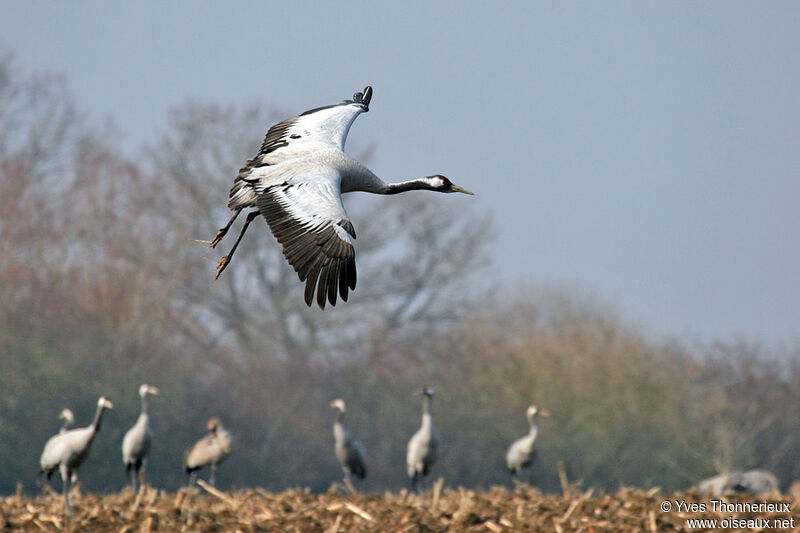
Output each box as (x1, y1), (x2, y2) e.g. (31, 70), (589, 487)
(121, 384), (159, 491)
(58, 409), (74, 433)
(39, 397), (114, 513)
(210, 85), (474, 309)
(39, 408), (77, 490)
(506, 405), (549, 482)
(330, 398), (367, 491)
(406, 387), (439, 492)
(184, 417), (232, 487)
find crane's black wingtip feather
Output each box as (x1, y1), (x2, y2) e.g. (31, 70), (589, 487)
(326, 265), (339, 307)
(352, 86), (373, 110)
(304, 268), (319, 307)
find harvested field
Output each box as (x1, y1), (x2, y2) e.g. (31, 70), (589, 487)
(1, 480), (797, 532)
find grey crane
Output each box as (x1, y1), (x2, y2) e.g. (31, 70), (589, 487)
(121, 384), (159, 491)
(506, 405), (549, 481)
(210, 85), (474, 309)
(39, 397), (114, 513)
(330, 398), (367, 489)
(406, 387), (439, 492)
(184, 417), (232, 487)
(697, 469), (779, 497)
(58, 408), (74, 433)
(39, 408), (77, 490)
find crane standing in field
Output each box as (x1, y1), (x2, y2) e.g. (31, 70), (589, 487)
(121, 384), (159, 492)
(39, 397), (114, 513)
(406, 387), (439, 493)
(184, 417), (232, 487)
(330, 398), (367, 491)
(210, 85), (474, 309)
(39, 408), (77, 491)
(506, 405), (549, 482)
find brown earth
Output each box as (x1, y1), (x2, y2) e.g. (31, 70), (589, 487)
(1, 480), (797, 532)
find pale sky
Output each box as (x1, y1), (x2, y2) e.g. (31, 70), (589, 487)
(2, 1), (799, 345)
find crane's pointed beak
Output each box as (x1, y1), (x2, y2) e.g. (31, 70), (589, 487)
(539, 408), (551, 417)
(450, 184), (474, 195)
(149, 386), (160, 395)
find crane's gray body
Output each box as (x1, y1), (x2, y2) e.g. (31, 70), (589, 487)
(406, 388), (438, 491)
(697, 469), (779, 496)
(506, 427), (538, 473)
(330, 399), (367, 483)
(40, 409), (75, 477)
(39, 397), (113, 513)
(122, 413), (152, 467)
(184, 417), (232, 487)
(121, 385), (158, 490)
(506, 405), (545, 478)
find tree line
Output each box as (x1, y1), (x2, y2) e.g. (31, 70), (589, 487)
(1, 50), (798, 495)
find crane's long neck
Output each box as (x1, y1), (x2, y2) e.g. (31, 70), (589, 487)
(334, 409), (347, 437)
(341, 162), (439, 195)
(382, 178), (439, 195)
(421, 396), (433, 428)
(333, 421), (346, 445)
(527, 416), (538, 438)
(423, 395), (434, 414)
(92, 404), (108, 433)
(140, 394), (149, 415)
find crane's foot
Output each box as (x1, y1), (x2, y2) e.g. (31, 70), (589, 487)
(215, 256), (231, 279)
(343, 477), (358, 496)
(210, 228), (227, 248)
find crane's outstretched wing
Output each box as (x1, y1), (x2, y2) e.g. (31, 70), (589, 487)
(229, 87), (373, 210)
(256, 174), (357, 309)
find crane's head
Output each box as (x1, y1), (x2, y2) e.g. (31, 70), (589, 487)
(425, 175), (474, 195)
(330, 398), (347, 412)
(139, 384), (160, 397)
(207, 417), (223, 432)
(526, 405), (550, 420)
(59, 408), (74, 424)
(414, 386), (435, 398)
(98, 397), (114, 409)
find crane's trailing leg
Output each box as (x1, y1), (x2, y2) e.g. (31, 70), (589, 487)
(127, 462), (140, 492)
(210, 464), (217, 487)
(37, 470), (49, 492)
(210, 208), (243, 248)
(60, 464), (72, 515)
(343, 474), (359, 496)
(216, 210), (259, 279)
